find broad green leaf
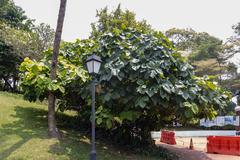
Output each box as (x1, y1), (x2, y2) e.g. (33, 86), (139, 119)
(150, 70), (157, 78)
(183, 102), (191, 108)
(184, 109), (193, 118)
(96, 106), (103, 114)
(146, 88), (154, 97)
(137, 79), (144, 85)
(104, 93), (111, 102)
(106, 119), (112, 129)
(135, 96), (149, 108)
(191, 103), (199, 114)
(120, 111), (137, 121)
(162, 83), (171, 94)
(182, 91), (189, 100)
(97, 118), (103, 125)
(114, 117), (122, 124)
(206, 81), (216, 90)
(59, 86), (65, 93)
(131, 58), (140, 63)
(31, 64), (39, 74)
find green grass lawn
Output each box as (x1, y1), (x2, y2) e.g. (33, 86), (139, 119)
(0, 92), (166, 160)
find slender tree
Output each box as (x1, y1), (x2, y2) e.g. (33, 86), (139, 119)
(48, 0), (67, 138)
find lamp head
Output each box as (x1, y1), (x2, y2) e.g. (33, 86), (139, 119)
(86, 54), (102, 74)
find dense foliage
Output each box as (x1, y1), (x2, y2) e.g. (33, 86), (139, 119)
(165, 28), (227, 62)
(165, 27), (239, 94)
(0, 39), (21, 91)
(20, 28), (231, 147)
(0, 0), (55, 92)
(0, 0), (34, 30)
(91, 4), (152, 39)
(229, 22), (240, 54)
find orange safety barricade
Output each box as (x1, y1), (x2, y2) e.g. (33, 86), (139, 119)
(160, 130), (176, 145)
(207, 136), (240, 156)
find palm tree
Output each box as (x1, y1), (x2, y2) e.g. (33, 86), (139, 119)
(48, 0), (67, 138)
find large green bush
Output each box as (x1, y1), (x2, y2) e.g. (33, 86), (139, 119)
(20, 29), (231, 147)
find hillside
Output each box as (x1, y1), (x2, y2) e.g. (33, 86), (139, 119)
(193, 58), (223, 76)
(0, 92), (163, 160)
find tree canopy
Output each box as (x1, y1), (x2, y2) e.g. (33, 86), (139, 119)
(165, 28), (224, 61)
(0, 0), (55, 92)
(228, 22), (240, 54)
(165, 27), (237, 91)
(0, 0), (34, 30)
(91, 4), (153, 39)
(20, 28), (231, 146)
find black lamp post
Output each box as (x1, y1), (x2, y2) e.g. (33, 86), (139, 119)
(235, 106), (240, 135)
(86, 54), (102, 160)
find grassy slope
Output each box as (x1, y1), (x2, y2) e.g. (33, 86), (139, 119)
(193, 58), (240, 90)
(193, 58), (223, 76)
(0, 92), (161, 160)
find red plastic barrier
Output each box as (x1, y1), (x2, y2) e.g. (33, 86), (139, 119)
(160, 130), (176, 145)
(207, 136), (240, 156)
(160, 130), (166, 142)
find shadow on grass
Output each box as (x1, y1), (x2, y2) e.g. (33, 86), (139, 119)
(0, 106), (48, 159)
(0, 105), (172, 160)
(0, 106), (91, 160)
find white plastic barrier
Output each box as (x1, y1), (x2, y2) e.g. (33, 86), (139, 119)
(151, 130), (236, 139)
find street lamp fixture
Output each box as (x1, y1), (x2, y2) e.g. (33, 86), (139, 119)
(86, 54), (102, 160)
(86, 54), (102, 74)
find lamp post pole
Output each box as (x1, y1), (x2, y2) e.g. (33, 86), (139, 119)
(85, 54), (102, 160)
(235, 106), (240, 136)
(90, 76), (96, 160)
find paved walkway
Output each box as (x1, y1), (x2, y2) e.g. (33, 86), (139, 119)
(156, 138), (240, 160)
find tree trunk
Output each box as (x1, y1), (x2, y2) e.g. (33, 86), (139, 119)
(216, 59), (222, 85)
(48, 0), (67, 138)
(3, 77), (13, 92)
(12, 74), (18, 93)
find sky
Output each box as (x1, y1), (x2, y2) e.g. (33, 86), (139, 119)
(14, 0), (240, 42)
